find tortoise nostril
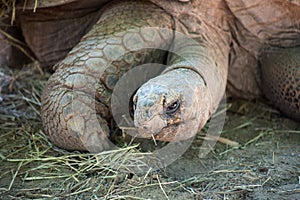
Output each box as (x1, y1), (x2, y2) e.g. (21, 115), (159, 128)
(142, 125), (149, 130)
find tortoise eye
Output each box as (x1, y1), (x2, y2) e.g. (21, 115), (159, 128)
(129, 95), (138, 119)
(166, 100), (180, 115)
(133, 96), (138, 111)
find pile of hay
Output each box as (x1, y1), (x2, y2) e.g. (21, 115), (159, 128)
(0, 66), (165, 198)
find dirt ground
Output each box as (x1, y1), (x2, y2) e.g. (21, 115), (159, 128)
(0, 66), (299, 200)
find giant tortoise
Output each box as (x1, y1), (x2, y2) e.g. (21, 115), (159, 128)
(1, 0), (300, 151)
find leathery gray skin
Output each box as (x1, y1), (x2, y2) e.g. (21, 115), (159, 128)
(133, 68), (211, 141)
(40, 0), (300, 152)
(41, 0), (224, 152)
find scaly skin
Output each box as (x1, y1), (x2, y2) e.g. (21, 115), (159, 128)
(133, 68), (210, 141)
(36, 0), (300, 151)
(42, 0), (175, 151)
(41, 0), (225, 151)
(261, 47), (300, 120)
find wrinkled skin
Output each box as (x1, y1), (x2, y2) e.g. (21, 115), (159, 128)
(1, 0), (300, 151)
(133, 68), (210, 141)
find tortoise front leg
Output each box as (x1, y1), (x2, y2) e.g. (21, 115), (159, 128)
(41, 0), (175, 151)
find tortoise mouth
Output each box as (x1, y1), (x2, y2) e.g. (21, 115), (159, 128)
(155, 121), (198, 142)
(136, 126), (163, 138)
(153, 125), (181, 142)
(136, 122), (191, 142)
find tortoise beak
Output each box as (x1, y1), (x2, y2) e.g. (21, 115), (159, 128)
(135, 115), (167, 138)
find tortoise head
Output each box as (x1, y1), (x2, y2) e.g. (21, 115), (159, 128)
(133, 68), (212, 142)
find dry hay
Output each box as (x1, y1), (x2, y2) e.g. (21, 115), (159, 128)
(0, 66), (169, 199)
(0, 65), (299, 199)
(0, 65), (203, 198)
